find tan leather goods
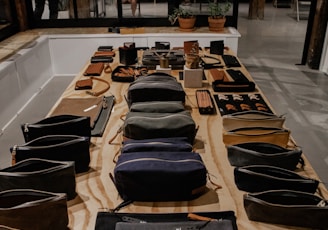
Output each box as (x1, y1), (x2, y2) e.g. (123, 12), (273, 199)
(222, 127), (291, 148)
(196, 89), (215, 114)
(222, 110), (286, 130)
(51, 96), (106, 128)
(75, 78), (93, 90)
(93, 51), (116, 57)
(0, 189), (68, 230)
(84, 62), (104, 76)
(210, 69), (230, 81)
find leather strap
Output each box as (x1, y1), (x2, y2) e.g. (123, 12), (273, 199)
(86, 77), (110, 97)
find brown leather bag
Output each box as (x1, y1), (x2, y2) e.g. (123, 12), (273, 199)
(0, 189), (68, 230)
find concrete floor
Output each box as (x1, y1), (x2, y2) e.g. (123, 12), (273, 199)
(1, 3), (328, 185)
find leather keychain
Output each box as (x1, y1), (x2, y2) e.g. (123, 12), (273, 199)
(86, 77), (110, 97)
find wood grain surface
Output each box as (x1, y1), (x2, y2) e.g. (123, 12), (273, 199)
(49, 48), (328, 230)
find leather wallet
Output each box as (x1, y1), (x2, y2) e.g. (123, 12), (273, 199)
(75, 78), (93, 90)
(84, 62), (104, 76)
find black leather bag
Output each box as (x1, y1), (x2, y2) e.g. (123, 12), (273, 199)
(0, 158), (77, 200)
(0, 189), (68, 230)
(226, 142), (304, 170)
(244, 190), (328, 229)
(10, 135), (90, 173)
(95, 211), (238, 230)
(234, 165), (319, 193)
(21, 114), (91, 142)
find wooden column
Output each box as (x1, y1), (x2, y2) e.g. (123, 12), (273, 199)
(248, 0), (265, 20)
(69, 0), (90, 18)
(307, 0), (328, 69)
(15, 0), (28, 31)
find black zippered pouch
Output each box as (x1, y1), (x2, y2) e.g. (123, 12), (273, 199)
(10, 135), (90, 173)
(95, 211), (238, 230)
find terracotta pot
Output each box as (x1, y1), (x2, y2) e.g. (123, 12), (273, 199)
(208, 16), (226, 32)
(178, 16), (196, 32)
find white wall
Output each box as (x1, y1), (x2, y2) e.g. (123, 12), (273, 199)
(320, 24), (328, 75)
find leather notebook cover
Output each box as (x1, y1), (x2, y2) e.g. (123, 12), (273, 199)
(84, 62), (104, 76)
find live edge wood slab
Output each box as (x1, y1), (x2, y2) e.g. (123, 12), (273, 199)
(48, 48), (328, 230)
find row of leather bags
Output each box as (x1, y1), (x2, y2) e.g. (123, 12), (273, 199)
(0, 95), (116, 229)
(221, 109), (328, 229)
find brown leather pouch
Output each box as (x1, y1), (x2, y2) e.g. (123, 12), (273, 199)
(84, 62), (104, 76)
(75, 78), (93, 90)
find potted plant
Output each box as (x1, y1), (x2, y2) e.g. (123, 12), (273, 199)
(208, 0), (232, 32)
(168, 7), (196, 32)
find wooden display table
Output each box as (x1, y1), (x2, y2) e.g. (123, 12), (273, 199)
(49, 47), (328, 230)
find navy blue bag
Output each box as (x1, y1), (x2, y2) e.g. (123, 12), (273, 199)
(121, 137), (193, 153)
(112, 151), (207, 202)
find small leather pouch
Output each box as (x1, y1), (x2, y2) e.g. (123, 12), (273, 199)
(222, 110), (286, 130)
(234, 165), (319, 193)
(0, 158), (77, 200)
(75, 78), (93, 90)
(10, 135), (90, 173)
(244, 190), (328, 229)
(83, 62), (104, 76)
(0, 189), (68, 230)
(222, 127), (290, 148)
(226, 142), (303, 170)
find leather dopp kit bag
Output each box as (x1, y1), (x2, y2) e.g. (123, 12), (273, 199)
(127, 73), (185, 106)
(0, 189), (68, 230)
(10, 135), (90, 173)
(0, 158), (76, 200)
(95, 211), (238, 230)
(244, 190), (328, 229)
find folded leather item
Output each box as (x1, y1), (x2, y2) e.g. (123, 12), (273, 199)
(222, 127), (290, 148)
(121, 137), (193, 153)
(95, 211), (238, 230)
(0, 189), (68, 230)
(83, 62), (104, 76)
(111, 66), (148, 82)
(21, 115), (91, 142)
(51, 96), (107, 128)
(226, 142), (303, 170)
(222, 110), (286, 130)
(91, 95), (115, 137)
(127, 73), (185, 106)
(234, 165), (319, 193)
(244, 190), (328, 229)
(0, 158), (77, 200)
(129, 101), (185, 113)
(10, 135), (90, 173)
(112, 151), (207, 201)
(123, 111), (197, 144)
(93, 51), (116, 57)
(75, 78), (93, 90)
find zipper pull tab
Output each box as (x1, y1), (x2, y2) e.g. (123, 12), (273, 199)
(11, 145), (17, 165)
(24, 123), (29, 132)
(102, 97), (108, 109)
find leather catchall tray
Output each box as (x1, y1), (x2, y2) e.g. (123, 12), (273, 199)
(214, 93), (273, 115)
(112, 66), (148, 82)
(142, 49), (185, 70)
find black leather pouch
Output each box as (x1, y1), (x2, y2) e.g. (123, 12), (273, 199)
(10, 135), (90, 173)
(244, 190), (328, 229)
(0, 189), (68, 230)
(0, 158), (77, 200)
(21, 115), (91, 142)
(95, 211), (238, 230)
(226, 142), (303, 170)
(234, 165), (319, 193)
